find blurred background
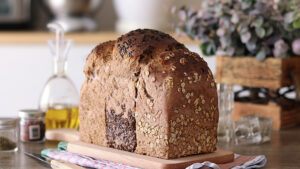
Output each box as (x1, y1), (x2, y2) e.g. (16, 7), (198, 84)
(0, 0), (208, 117)
(1, 1), (300, 165)
(1, 2), (300, 167)
(0, 0), (202, 31)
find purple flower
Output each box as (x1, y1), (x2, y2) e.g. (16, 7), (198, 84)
(292, 39), (300, 55)
(273, 39), (289, 58)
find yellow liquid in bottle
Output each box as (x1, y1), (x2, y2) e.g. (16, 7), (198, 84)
(45, 106), (79, 130)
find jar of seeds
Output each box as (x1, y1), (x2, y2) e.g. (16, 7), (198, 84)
(0, 118), (18, 152)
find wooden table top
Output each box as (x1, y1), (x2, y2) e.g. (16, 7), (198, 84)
(0, 31), (199, 45)
(1, 126), (299, 169)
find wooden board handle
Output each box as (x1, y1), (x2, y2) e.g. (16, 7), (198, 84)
(51, 160), (85, 169)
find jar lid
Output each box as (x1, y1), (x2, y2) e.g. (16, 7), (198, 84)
(0, 118), (18, 129)
(18, 109), (45, 119)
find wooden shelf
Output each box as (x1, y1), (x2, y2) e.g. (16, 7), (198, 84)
(0, 31), (199, 45)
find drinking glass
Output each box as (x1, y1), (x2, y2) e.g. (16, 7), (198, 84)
(242, 115), (273, 143)
(217, 84), (234, 143)
(234, 116), (262, 145)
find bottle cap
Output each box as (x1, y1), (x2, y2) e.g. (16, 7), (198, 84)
(18, 109), (45, 119)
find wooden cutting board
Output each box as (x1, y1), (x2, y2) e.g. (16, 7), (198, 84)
(67, 141), (234, 169)
(46, 129), (80, 142)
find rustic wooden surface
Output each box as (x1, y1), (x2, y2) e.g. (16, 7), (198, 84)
(1, 126), (300, 169)
(0, 141), (57, 169)
(233, 102), (281, 129)
(233, 102), (300, 130)
(67, 141), (233, 169)
(218, 126), (300, 169)
(282, 57), (300, 90)
(216, 55), (300, 89)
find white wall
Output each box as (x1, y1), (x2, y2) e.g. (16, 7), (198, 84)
(0, 44), (215, 117)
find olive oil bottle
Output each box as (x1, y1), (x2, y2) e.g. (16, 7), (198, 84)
(45, 105), (79, 130)
(39, 23), (79, 130)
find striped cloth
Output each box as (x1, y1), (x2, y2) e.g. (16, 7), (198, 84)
(186, 154), (267, 169)
(42, 146), (266, 169)
(41, 149), (140, 169)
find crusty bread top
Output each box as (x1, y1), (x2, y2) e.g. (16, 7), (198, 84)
(84, 29), (189, 81)
(115, 29), (187, 63)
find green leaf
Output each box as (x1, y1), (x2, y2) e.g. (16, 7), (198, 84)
(235, 46), (246, 56)
(200, 44), (206, 55)
(246, 41), (256, 52)
(284, 12), (295, 24)
(293, 12), (299, 20)
(214, 4), (223, 17)
(241, 32), (251, 43)
(255, 27), (266, 38)
(256, 48), (266, 61)
(240, 26), (248, 34)
(266, 27), (273, 36)
(284, 23), (294, 32)
(293, 18), (300, 29)
(200, 42), (216, 56)
(252, 17), (263, 27)
(241, 0), (252, 9)
(231, 13), (239, 24)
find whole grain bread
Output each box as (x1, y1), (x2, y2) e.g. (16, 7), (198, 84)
(79, 29), (218, 159)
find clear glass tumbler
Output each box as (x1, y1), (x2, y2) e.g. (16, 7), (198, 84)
(234, 115), (262, 145)
(217, 84), (234, 143)
(242, 115), (273, 143)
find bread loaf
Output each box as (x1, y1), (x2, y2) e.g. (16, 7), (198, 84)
(79, 29), (218, 159)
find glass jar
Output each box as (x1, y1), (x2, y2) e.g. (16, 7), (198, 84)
(0, 118), (18, 152)
(19, 109), (45, 142)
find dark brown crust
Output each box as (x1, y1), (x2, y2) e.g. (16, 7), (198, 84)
(79, 29), (219, 159)
(115, 29), (186, 63)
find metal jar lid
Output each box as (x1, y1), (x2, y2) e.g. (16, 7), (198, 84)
(18, 109), (45, 119)
(0, 118), (18, 129)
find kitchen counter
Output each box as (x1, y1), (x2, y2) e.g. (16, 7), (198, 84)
(218, 126), (300, 169)
(1, 126), (300, 169)
(0, 31), (199, 45)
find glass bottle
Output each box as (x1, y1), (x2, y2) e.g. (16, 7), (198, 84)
(39, 23), (79, 130)
(217, 84), (234, 143)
